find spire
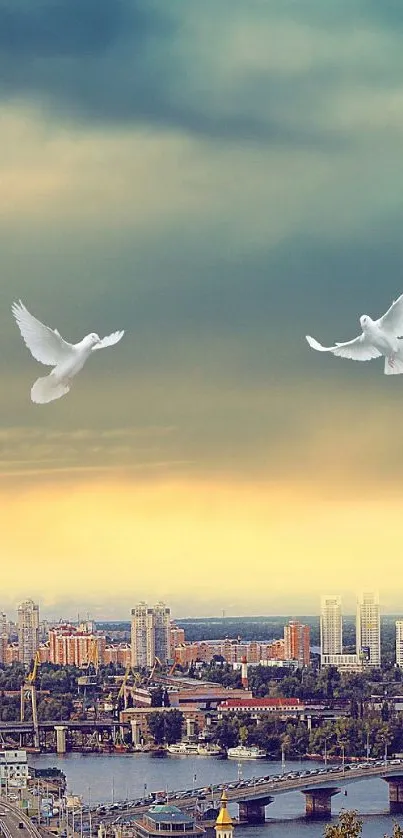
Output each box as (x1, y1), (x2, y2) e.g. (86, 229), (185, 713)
(215, 790), (234, 833)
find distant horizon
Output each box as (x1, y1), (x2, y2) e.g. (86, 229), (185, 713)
(3, 609), (403, 625)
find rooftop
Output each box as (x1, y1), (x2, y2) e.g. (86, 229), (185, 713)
(219, 697), (301, 707)
(146, 805), (193, 824)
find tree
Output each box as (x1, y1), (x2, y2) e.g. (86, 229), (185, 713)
(381, 701), (390, 722)
(147, 710), (183, 745)
(164, 710), (183, 745)
(324, 810), (363, 838)
(150, 687), (164, 707)
(213, 719), (239, 749)
(323, 810), (403, 838)
(239, 725), (249, 745)
(147, 712), (166, 745)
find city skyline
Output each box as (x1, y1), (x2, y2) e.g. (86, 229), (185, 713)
(2, 3), (403, 615)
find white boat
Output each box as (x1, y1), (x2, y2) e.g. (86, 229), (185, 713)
(167, 742), (223, 756)
(227, 745), (267, 760)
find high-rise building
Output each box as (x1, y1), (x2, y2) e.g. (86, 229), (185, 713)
(320, 596), (342, 663)
(154, 602), (171, 663)
(0, 613), (6, 638)
(17, 600), (39, 665)
(0, 613), (7, 665)
(131, 602), (171, 668)
(356, 592), (380, 667)
(396, 622), (403, 668)
(131, 603), (153, 668)
(284, 620), (310, 667)
(48, 624), (106, 667)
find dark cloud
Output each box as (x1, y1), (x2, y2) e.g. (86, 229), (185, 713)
(0, 0), (401, 146)
(0, 0), (133, 56)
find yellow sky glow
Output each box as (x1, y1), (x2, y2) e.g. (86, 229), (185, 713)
(1, 475), (401, 617)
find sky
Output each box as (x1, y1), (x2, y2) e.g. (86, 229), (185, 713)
(1, 0), (403, 621)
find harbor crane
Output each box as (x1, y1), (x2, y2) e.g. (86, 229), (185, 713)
(77, 638), (100, 714)
(20, 651), (40, 749)
(116, 664), (142, 712)
(148, 656), (163, 682)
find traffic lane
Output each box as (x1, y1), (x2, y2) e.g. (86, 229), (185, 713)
(0, 800), (41, 838)
(0, 804), (26, 838)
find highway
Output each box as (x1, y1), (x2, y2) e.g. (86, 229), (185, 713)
(0, 799), (42, 838)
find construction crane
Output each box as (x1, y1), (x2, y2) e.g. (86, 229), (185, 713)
(168, 659), (178, 677)
(77, 638), (100, 715)
(20, 651), (41, 749)
(116, 665), (142, 711)
(78, 638), (99, 685)
(148, 656), (163, 682)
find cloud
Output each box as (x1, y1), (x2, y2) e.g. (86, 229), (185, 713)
(2, 0), (403, 616)
(0, 0), (402, 147)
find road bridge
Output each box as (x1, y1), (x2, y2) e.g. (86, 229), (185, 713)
(87, 762), (403, 826)
(0, 720), (130, 753)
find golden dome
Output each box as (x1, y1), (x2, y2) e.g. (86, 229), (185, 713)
(215, 790), (233, 828)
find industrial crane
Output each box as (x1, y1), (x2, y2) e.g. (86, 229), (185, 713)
(116, 664), (142, 712)
(148, 656), (163, 682)
(20, 651), (41, 749)
(77, 638), (100, 715)
(168, 659), (178, 677)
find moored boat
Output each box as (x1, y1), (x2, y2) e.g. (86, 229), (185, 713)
(227, 745), (267, 759)
(167, 742), (223, 756)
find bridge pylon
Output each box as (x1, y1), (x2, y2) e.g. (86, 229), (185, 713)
(383, 775), (403, 813)
(237, 795), (273, 824)
(301, 786), (341, 818)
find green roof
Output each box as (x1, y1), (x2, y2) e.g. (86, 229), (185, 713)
(146, 805), (193, 824)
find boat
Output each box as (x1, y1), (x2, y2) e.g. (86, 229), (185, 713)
(167, 742), (223, 757)
(227, 745), (267, 760)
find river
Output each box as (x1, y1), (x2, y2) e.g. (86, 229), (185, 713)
(29, 753), (403, 838)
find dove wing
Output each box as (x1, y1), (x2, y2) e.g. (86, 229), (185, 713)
(92, 330), (125, 351)
(12, 300), (74, 366)
(378, 293), (403, 337)
(306, 333), (381, 361)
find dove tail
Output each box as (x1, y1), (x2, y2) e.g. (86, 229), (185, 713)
(384, 356), (403, 376)
(31, 374), (71, 404)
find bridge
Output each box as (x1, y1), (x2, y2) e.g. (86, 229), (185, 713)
(216, 763), (403, 821)
(85, 762), (403, 826)
(0, 720), (130, 753)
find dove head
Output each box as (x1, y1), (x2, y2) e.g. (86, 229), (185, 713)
(360, 315), (371, 331)
(85, 332), (101, 347)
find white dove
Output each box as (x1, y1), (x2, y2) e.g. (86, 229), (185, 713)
(306, 293), (403, 375)
(12, 300), (124, 404)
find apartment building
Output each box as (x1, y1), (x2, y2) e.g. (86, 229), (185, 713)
(356, 592), (380, 667)
(320, 596), (342, 663)
(17, 600), (39, 665)
(131, 602), (171, 667)
(48, 624), (106, 667)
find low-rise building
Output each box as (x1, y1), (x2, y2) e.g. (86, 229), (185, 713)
(133, 805), (204, 838)
(120, 705), (207, 744)
(5, 643), (19, 664)
(104, 644), (131, 667)
(0, 750), (29, 789)
(217, 697), (302, 718)
(320, 653), (362, 672)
